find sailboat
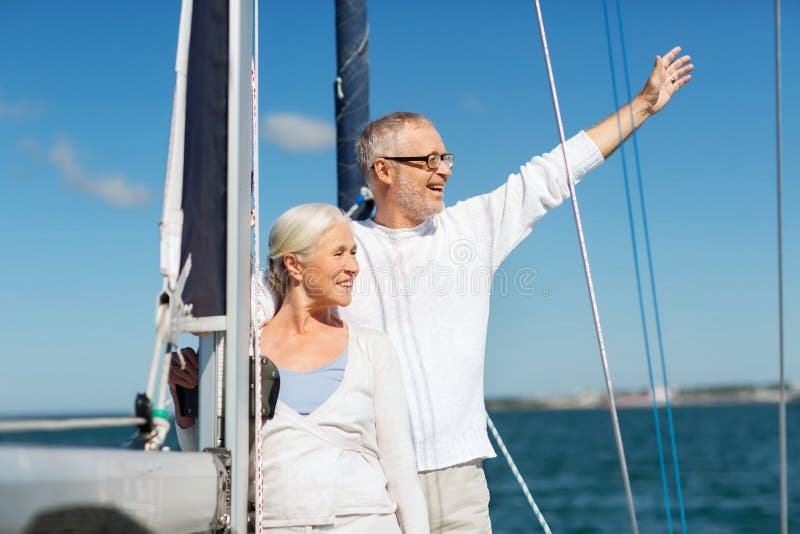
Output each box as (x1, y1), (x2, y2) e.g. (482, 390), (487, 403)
(0, 0), (791, 532)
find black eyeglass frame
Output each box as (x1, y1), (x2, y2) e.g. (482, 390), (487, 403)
(373, 153), (455, 170)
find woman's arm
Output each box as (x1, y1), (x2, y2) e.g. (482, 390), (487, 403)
(372, 335), (430, 533)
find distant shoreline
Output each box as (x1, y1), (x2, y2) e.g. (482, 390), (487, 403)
(2, 384), (797, 418)
(487, 383), (800, 411)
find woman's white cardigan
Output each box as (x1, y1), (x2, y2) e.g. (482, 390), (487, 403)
(178, 324), (429, 532)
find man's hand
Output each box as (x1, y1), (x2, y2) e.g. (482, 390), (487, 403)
(587, 45), (694, 158)
(638, 46), (693, 115)
(168, 347), (199, 428)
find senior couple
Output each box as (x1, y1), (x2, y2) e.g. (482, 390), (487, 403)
(170, 48), (692, 533)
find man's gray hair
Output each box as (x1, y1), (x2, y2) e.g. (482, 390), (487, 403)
(356, 112), (433, 183)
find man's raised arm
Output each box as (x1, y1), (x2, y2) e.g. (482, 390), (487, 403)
(586, 46), (693, 158)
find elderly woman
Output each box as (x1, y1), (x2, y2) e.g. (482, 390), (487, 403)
(170, 203), (428, 534)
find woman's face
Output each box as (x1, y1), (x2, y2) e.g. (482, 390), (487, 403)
(299, 221), (359, 308)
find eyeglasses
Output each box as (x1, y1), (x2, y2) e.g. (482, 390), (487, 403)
(376, 153), (455, 170)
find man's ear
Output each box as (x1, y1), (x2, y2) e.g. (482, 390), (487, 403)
(371, 158), (393, 187)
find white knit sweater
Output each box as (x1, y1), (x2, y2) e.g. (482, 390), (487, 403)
(339, 132), (603, 471)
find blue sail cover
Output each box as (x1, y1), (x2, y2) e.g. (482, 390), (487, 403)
(335, 0), (372, 220)
(180, 0), (229, 317)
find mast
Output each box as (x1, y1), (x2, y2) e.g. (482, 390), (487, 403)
(334, 0), (372, 219)
(226, 0), (254, 530)
(171, 0), (253, 528)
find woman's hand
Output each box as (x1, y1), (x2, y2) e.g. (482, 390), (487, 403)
(168, 347), (199, 429)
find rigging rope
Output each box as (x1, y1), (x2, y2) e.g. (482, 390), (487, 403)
(487, 416), (552, 534)
(142, 311), (175, 450)
(612, 3), (689, 530)
(601, 1), (687, 531)
(145, 305), (169, 400)
(530, 1), (639, 532)
(251, 0), (265, 530)
(774, 1), (787, 532)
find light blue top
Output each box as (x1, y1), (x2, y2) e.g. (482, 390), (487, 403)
(277, 350), (348, 416)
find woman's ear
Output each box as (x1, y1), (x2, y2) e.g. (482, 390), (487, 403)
(283, 253), (302, 282)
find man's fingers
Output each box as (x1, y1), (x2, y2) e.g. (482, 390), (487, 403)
(663, 46), (682, 64)
(677, 64), (694, 78)
(665, 60), (693, 87)
(669, 55), (692, 71)
(668, 63), (694, 88)
(674, 74), (692, 89)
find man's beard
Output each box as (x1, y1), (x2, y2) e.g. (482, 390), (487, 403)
(393, 173), (444, 224)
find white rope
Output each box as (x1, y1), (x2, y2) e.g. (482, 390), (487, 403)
(146, 303), (169, 399)
(141, 342), (176, 450)
(156, 346), (175, 410)
(252, 1), (264, 530)
(0, 417), (147, 433)
(253, 343), (265, 534)
(144, 306), (172, 448)
(144, 416), (172, 451)
(531, 2), (638, 532)
(487, 416), (552, 534)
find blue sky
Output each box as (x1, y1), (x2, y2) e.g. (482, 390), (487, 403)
(0, 0), (797, 415)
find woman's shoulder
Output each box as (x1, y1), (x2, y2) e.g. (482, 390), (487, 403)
(346, 323), (396, 366)
(347, 323), (391, 346)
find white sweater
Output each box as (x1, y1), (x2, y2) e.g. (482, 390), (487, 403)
(339, 132), (604, 471)
(259, 324), (427, 531)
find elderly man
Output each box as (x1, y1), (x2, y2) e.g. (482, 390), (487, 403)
(337, 47), (692, 533)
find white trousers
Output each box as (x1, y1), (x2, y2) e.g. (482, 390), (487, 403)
(419, 460), (492, 534)
(264, 513), (401, 533)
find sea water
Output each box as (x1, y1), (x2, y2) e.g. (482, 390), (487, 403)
(2, 404), (798, 533)
(485, 404), (800, 533)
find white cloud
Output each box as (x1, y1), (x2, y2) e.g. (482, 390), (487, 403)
(48, 138), (150, 207)
(49, 138), (83, 180)
(25, 137), (151, 207)
(461, 95), (483, 112)
(262, 112), (335, 152)
(83, 172), (151, 207)
(0, 95), (44, 120)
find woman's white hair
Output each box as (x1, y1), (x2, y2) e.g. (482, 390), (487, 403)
(267, 203), (350, 295)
